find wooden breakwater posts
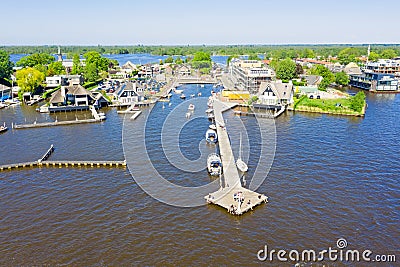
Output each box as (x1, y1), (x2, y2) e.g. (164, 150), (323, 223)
(0, 160), (126, 171)
(205, 99), (268, 215)
(38, 144), (55, 162)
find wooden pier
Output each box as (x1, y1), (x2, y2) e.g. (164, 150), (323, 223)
(205, 99), (268, 215)
(0, 160), (126, 171)
(13, 118), (100, 129)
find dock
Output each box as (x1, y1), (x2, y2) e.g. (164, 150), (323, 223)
(0, 145), (126, 171)
(205, 99), (268, 215)
(0, 160), (126, 171)
(13, 118), (100, 129)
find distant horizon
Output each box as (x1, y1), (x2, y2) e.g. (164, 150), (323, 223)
(2, 43), (400, 47)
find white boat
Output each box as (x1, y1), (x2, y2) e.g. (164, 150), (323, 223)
(205, 129), (218, 143)
(200, 84), (205, 88)
(205, 108), (213, 114)
(180, 94), (186, 99)
(174, 89), (183, 94)
(236, 133), (248, 172)
(198, 92), (202, 97)
(98, 112), (106, 120)
(190, 94), (195, 98)
(207, 153), (222, 176)
(208, 113), (215, 120)
(209, 124), (217, 130)
(188, 104), (195, 111)
(0, 122), (7, 134)
(185, 112), (191, 119)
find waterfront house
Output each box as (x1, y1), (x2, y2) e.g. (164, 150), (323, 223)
(299, 75), (323, 87)
(349, 72), (399, 92)
(178, 65), (191, 76)
(114, 82), (145, 105)
(46, 75), (84, 88)
(255, 81), (294, 108)
(344, 62), (362, 75)
(49, 85), (96, 107)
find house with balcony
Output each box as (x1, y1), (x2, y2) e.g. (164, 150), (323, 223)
(113, 81), (145, 105)
(254, 81), (294, 109)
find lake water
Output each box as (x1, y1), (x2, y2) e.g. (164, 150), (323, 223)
(9, 53), (229, 66)
(1, 55), (399, 266)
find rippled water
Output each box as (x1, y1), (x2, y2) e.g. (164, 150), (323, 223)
(0, 85), (399, 266)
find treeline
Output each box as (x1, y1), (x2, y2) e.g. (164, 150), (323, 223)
(2, 44), (400, 58)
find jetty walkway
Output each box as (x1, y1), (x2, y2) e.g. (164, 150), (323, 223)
(0, 145), (126, 172)
(205, 99), (268, 215)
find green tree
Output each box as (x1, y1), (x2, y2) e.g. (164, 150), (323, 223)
(16, 53), (55, 67)
(164, 56), (174, 64)
(193, 51), (211, 62)
(47, 61), (66, 76)
(248, 53), (260, 60)
(71, 54), (83, 75)
(350, 91), (366, 112)
(368, 51), (380, 62)
(276, 58), (297, 81)
(337, 47), (361, 65)
(175, 56), (183, 64)
(310, 65), (334, 91)
(16, 67), (45, 93)
(0, 50), (13, 80)
(335, 71), (349, 86)
(84, 62), (98, 82)
(380, 49), (397, 59)
(84, 51), (109, 72)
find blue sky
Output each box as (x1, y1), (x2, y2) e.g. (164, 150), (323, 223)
(2, 0), (400, 45)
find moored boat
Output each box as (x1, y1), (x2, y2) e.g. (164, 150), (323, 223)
(236, 133), (248, 172)
(209, 124), (217, 130)
(207, 153), (222, 176)
(205, 128), (218, 143)
(180, 94), (186, 99)
(188, 104), (195, 111)
(0, 123), (7, 134)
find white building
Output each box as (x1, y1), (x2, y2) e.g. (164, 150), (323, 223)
(229, 59), (275, 94)
(257, 81), (294, 107)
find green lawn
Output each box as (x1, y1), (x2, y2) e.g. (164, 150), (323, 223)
(294, 96), (365, 115)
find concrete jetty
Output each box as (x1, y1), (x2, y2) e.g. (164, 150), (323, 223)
(205, 99), (268, 215)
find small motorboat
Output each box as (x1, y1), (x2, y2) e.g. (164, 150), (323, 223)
(209, 124), (217, 130)
(174, 89), (183, 94)
(186, 112), (191, 119)
(190, 94), (195, 98)
(0, 123), (8, 134)
(98, 112), (106, 120)
(200, 84), (205, 88)
(207, 153), (222, 176)
(188, 104), (195, 111)
(198, 92), (202, 97)
(205, 129), (218, 143)
(208, 113), (215, 120)
(205, 108), (213, 114)
(180, 94), (186, 99)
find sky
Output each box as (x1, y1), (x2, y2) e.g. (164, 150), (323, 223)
(2, 0), (400, 45)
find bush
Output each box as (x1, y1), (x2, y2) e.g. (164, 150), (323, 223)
(350, 91), (366, 112)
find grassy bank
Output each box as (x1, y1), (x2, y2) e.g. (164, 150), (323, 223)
(292, 92), (366, 116)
